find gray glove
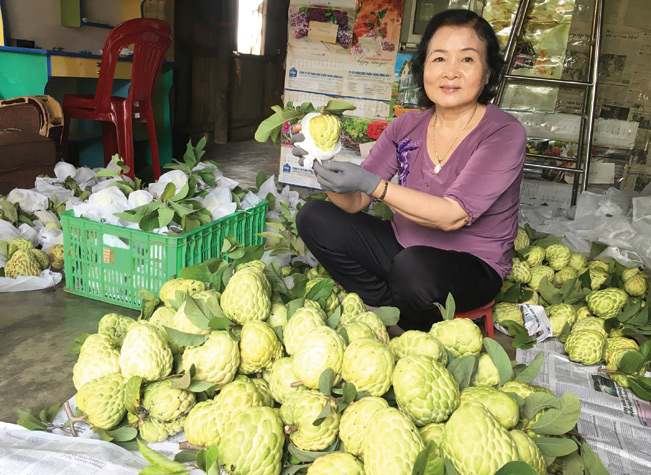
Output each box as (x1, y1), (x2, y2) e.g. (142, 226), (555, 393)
(289, 132), (308, 166)
(313, 160), (381, 195)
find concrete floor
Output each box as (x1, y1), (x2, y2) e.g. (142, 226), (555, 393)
(0, 139), (515, 423)
(0, 139), (282, 423)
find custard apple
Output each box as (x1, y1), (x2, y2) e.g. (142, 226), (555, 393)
(388, 330), (448, 366)
(522, 246), (545, 267)
(218, 406), (284, 475)
(4, 249), (41, 278)
(604, 337), (639, 366)
(492, 302), (523, 326)
(75, 373), (126, 430)
(430, 318), (482, 357)
(339, 396), (389, 459)
(471, 353), (503, 387)
(72, 333), (121, 390)
(362, 407), (425, 475)
(506, 258), (531, 284)
(393, 355), (460, 426)
(306, 452), (364, 475)
(220, 268), (271, 324)
(460, 386), (519, 429)
(513, 227), (530, 252)
(280, 390), (340, 451)
(339, 292), (366, 326)
(528, 265), (555, 291)
(119, 322), (173, 381)
(442, 401), (519, 475)
(283, 305), (326, 356)
(158, 278), (205, 306)
(510, 429), (546, 475)
(48, 244), (65, 269)
(182, 330), (239, 387)
(265, 356), (306, 405)
(586, 287), (628, 319)
(624, 273), (648, 297)
(545, 244), (571, 270)
(294, 326), (345, 389)
(239, 320), (283, 374)
(419, 422), (446, 455)
(564, 330), (605, 365)
(342, 337), (395, 396)
(98, 313), (136, 347)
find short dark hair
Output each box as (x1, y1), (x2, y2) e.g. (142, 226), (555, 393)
(411, 9), (504, 108)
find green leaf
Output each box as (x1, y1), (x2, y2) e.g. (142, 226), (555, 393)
(342, 382), (357, 404)
(160, 182), (177, 201)
(562, 451), (585, 475)
(324, 99), (357, 115)
(514, 352), (544, 384)
(326, 306), (342, 329)
(108, 426), (138, 442)
(444, 458), (459, 475)
(522, 393), (560, 420)
(433, 293), (456, 320)
(447, 355), (477, 390)
(178, 295), (211, 330)
(373, 306), (400, 327)
(287, 439), (339, 463)
(627, 377), (651, 401)
(619, 350), (644, 373)
(16, 410), (48, 431)
(208, 316), (232, 332)
(138, 439), (189, 472)
(483, 337), (513, 385)
(164, 326), (209, 347)
(530, 392), (581, 435)
(69, 333), (91, 354)
(412, 444), (444, 475)
(581, 441), (610, 475)
(45, 403), (62, 422)
(140, 209), (163, 231)
(318, 367), (336, 396)
(312, 405), (333, 426)
(205, 444), (219, 472)
(533, 437), (578, 457)
(255, 109), (303, 143)
(125, 376), (143, 414)
(639, 339), (651, 365)
(139, 466), (188, 474)
(172, 372), (192, 390)
(589, 242), (609, 258)
(174, 450), (200, 464)
(494, 461), (539, 474)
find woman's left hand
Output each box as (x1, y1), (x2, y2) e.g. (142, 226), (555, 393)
(313, 161), (381, 195)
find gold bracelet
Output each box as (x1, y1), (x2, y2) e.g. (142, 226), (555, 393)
(376, 181), (389, 202)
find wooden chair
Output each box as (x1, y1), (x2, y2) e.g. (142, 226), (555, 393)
(61, 18), (172, 179)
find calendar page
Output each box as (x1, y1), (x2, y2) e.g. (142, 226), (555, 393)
(280, 1), (405, 188)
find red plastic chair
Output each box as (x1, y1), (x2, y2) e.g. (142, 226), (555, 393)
(61, 18), (172, 179)
(454, 299), (495, 338)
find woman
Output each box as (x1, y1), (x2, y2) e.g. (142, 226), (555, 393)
(294, 9), (526, 331)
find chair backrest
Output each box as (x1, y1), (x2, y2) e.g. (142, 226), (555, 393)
(93, 18), (172, 114)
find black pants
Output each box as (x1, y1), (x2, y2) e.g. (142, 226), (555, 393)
(296, 200), (502, 331)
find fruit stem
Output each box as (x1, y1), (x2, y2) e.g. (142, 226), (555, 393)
(320, 104), (326, 115)
(289, 381), (304, 387)
(284, 424), (298, 434)
(179, 441), (205, 451)
(63, 401), (79, 437)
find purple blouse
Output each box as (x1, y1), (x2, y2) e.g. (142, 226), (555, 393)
(361, 104), (527, 279)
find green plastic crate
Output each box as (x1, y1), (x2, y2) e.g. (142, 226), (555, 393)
(61, 201), (267, 309)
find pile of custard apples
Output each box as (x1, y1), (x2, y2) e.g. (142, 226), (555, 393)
(495, 226), (649, 386)
(70, 256), (607, 475)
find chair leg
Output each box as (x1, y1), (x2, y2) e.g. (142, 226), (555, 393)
(485, 309), (494, 338)
(115, 113), (135, 180)
(101, 122), (118, 167)
(145, 105), (161, 180)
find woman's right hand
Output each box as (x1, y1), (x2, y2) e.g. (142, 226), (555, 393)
(289, 124), (308, 165)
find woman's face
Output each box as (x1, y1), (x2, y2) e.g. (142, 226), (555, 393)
(423, 25), (491, 111)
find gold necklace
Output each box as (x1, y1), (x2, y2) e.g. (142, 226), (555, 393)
(430, 104), (479, 174)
